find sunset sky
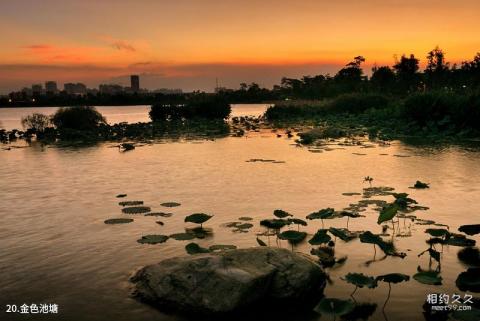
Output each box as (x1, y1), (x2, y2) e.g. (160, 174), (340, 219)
(1, 0), (479, 93)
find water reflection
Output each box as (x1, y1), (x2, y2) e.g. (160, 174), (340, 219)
(1, 108), (480, 321)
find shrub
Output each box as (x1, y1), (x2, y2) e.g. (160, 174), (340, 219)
(325, 93), (390, 114)
(150, 94), (231, 121)
(265, 100), (327, 120)
(52, 106), (106, 130)
(21, 113), (51, 132)
(265, 94), (389, 120)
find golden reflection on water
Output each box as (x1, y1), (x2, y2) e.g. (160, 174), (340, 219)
(1, 108), (479, 321)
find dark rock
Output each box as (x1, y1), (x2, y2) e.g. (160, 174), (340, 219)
(131, 247), (326, 315)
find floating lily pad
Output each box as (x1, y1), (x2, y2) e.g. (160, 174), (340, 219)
(377, 273), (410, 284)
(342, 192), (361, 196)
(209, 244), (237, 251)
(425, 228), (449, 238)
(238, 216), (253, 221)
(456, 268), (480, 292)
(185, 213), (213, 226)
(309, 229), (331, 245)
(119, 200), (143, 206)
(314, 298), (355, 316)
(278, 230), (307, 244)
(256, 237), (267, 246)
(160, 202), (181, 207)
(359, 231), (382, 245)
(236, 223), (253, 229)
(360, 231), (403, 257)
(363, 186), (395, 198)
(343, 273), (377, 288)
(413, 181), (430, 189)
(185, 242), (210, 255)
(415, 219), (436, 225)
(287, 218), (308, 226)
(104, 218), (133, 224)
(336, 211), (363, 218)
(169, 233), (196, 241)
(145, 212), (172, 217)
(377, 204), (399, 224)
(459, 224), (480, 236)
(273, 209), (292, 218)
(137, 234), (169, 244)
(329, 227), (357, 242)
(458, 247), (480, 267)
(413, 271), (442, 285)
(445, 234), (476, 247)
(224, 222), (242, 228)
(122, 206), (151, 214)
(116, 194), (127, 198)
(260, 218), (289, 229)
(307, 208), (335, 220)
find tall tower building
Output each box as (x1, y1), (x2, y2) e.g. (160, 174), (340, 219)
(130, 75), (140, 92)
(45, 81), (58, 94)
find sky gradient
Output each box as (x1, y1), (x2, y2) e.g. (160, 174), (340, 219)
(1, 0), (479, 93)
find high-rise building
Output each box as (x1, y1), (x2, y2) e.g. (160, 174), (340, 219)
(45, 81), (58, 94)
(99, 84), (123, 94)
(32, 84), (43, 95)
(130, 75), (140, 92)
(64, 83), (87, 95)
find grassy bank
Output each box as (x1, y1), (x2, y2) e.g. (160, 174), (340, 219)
(265, 92), (480, 141)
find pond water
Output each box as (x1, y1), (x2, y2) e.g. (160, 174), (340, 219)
(0, 104), (270, 130)
(0, 104), (479, 321)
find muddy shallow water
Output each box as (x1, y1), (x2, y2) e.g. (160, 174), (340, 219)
(1, 105), (479, 321)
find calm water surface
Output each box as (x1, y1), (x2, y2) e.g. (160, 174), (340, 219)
(0, 105), (479, 321)
(0, 104), (269, 130)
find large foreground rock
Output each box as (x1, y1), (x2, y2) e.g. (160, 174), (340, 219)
(131, 247), (326, 315)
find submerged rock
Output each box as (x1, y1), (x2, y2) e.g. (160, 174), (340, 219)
(131, 247), (326, 315)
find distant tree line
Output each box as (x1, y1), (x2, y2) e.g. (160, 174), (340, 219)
(2, 47), (480, 107)
(277, 48), (480, 99)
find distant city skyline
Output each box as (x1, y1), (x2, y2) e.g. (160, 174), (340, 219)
(1, 0), (480, 94)
(8, 75), (184, 99)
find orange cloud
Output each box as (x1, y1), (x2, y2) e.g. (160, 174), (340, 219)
(110, 40), (136, 52)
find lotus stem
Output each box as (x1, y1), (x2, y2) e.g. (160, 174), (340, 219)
(383, 283), (392, 311)
(350, 285), (358, 298)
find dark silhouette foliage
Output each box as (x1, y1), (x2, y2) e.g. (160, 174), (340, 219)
(52, 106), (106, 130)
(150, 94), (231, 121)
(21, 113), (51, 132)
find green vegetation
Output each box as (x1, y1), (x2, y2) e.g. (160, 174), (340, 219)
(103, 176), (477, 319)
(137, 234), (169, 244)
(314, 298), (355, 317)
(52, 106), (106, 131)
(21, 113), (51, 133)
(266, 92), (480, 139)
(149, 94), (231, 121)
(184, 213), (213, 228)
(413, 271), (442, 285)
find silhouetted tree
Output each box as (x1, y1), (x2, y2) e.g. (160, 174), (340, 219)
(393, 54), (421, 93)
(425, 46), (450, 89)
(334, 56), (366, 92)
(370, 66), (396, 93)
(460, 53), (480, 90)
